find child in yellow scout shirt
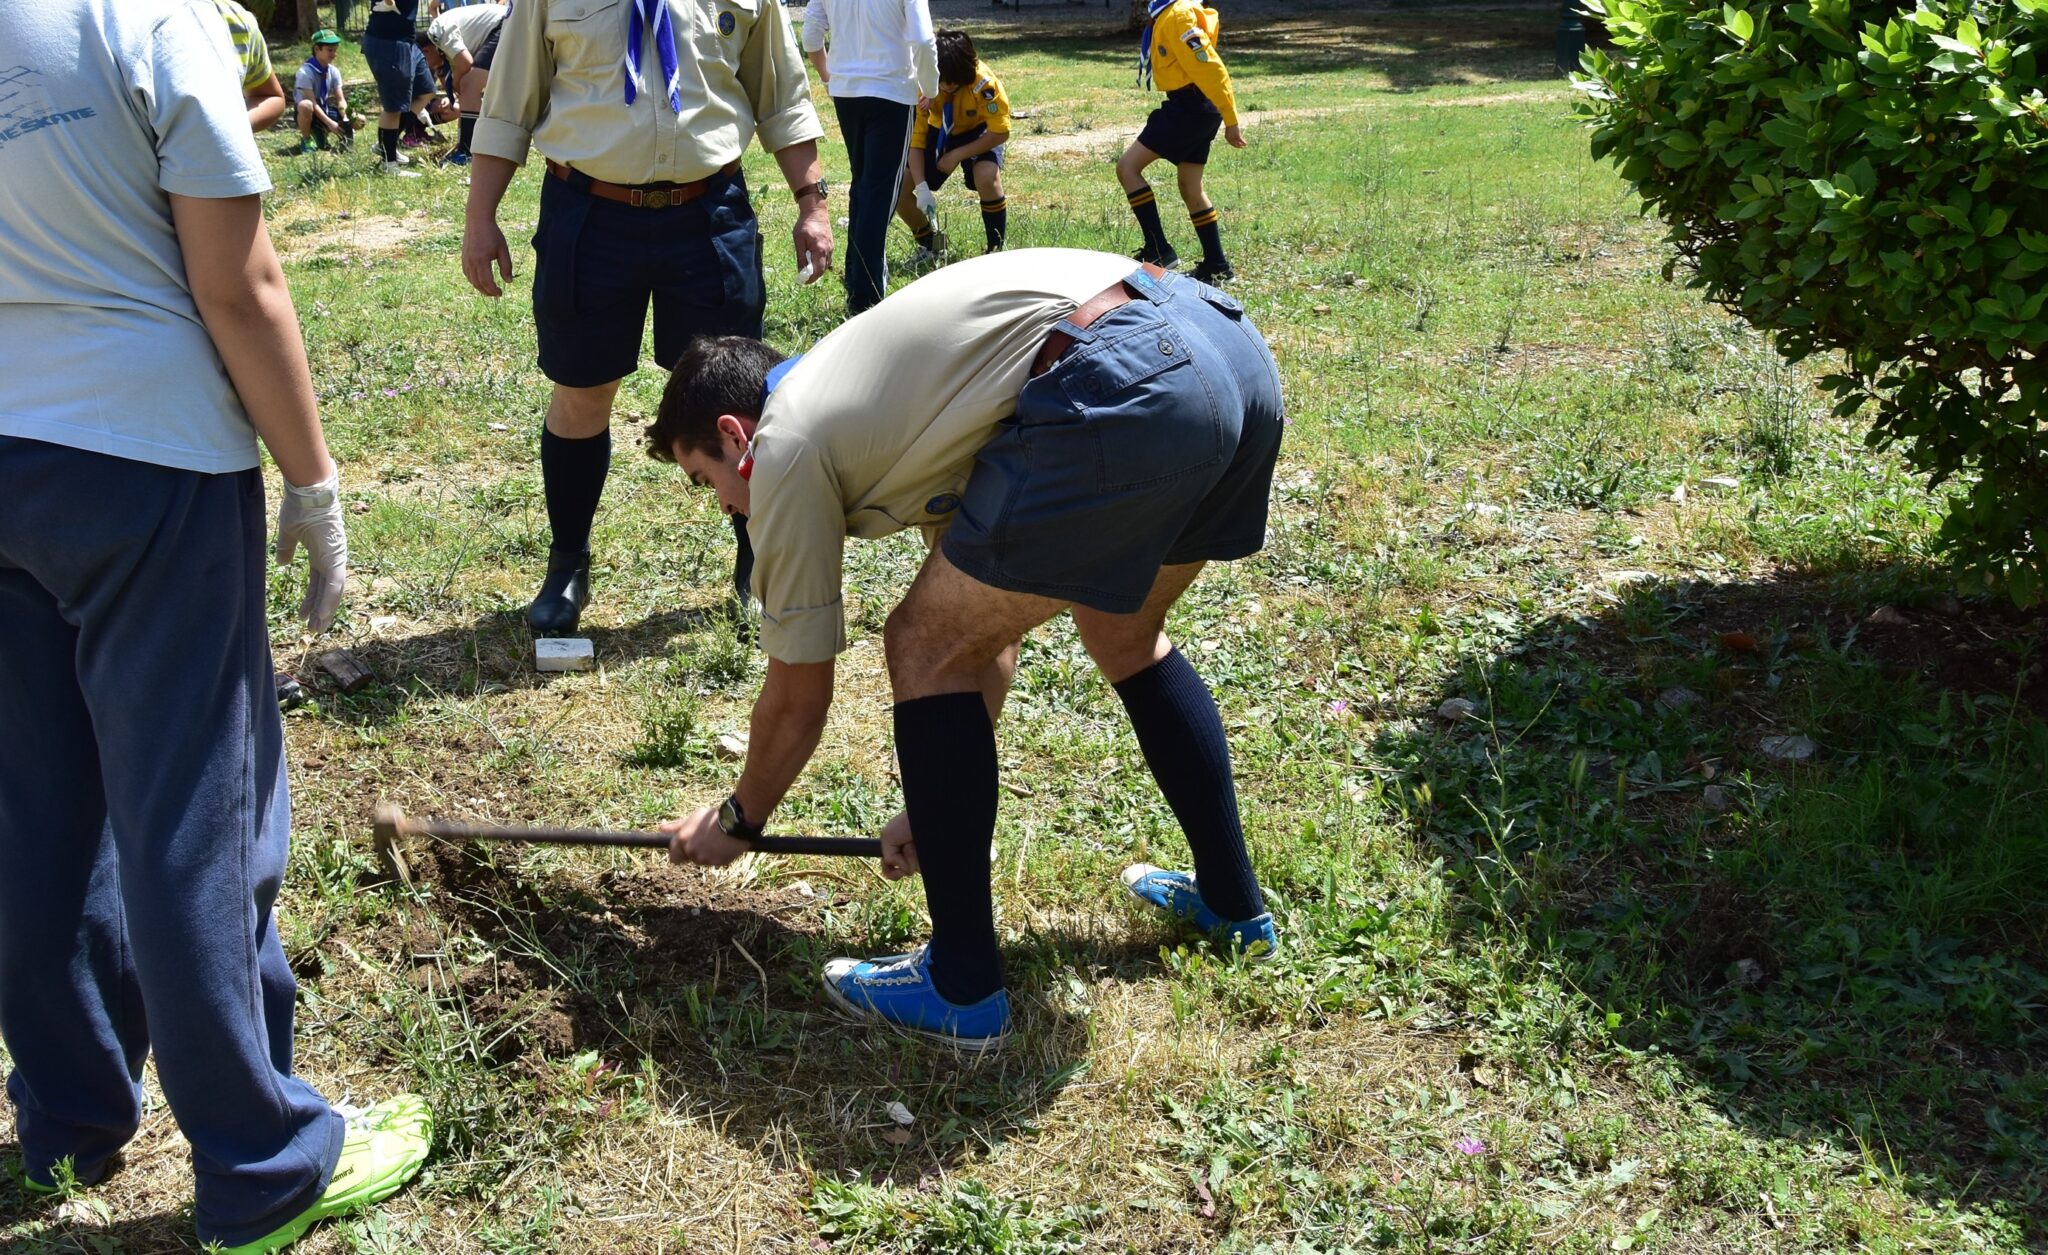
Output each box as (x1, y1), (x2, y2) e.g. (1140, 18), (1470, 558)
(1117, 0), (1243, 282)
(897, 30), (1013, 259)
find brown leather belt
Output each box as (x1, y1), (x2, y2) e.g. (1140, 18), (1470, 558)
(1032, 263), (1170, 377)
(544, 158), (741, 208)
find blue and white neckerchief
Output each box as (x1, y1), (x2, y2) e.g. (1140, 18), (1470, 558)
(623, 0), (683, 114)
(1136, 0), (1177, 89)
(740, 353), (805, 480)
(935, 94), (952, 157)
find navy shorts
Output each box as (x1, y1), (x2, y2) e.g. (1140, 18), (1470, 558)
(921, 132), (1004, 195)
(1137, 86), (1223, 167)
(472, 23), (502, 71)
(943, 269), (1284, 612)
(362, 33), (434, 110)
(531, 168), (765, 388)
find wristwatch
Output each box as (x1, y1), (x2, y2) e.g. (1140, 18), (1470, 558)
(717, 792), (763, 843)
(793, 179), (829, 205)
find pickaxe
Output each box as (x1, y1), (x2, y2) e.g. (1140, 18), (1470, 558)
(372, 801), (882, 886)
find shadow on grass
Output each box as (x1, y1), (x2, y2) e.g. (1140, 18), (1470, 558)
(1379, 563), (2048, 1234)
(363, 842), (1151, 1191)
(968, 7), (1566, 93)
(0, 1143), (198, 1253)
(300, 601), (739, 727)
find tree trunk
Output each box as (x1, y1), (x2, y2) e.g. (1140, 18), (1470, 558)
(266, 0), (319, 38)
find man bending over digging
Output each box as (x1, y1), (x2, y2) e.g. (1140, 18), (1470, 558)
(653, 247), (1283, 1052)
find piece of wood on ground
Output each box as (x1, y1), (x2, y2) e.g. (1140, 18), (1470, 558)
(315, 647), (374, 693)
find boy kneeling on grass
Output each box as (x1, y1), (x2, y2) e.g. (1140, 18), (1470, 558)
(898, 29), (1014, 264)
(1118, 0), (1242, 282)
(652, 248), (1283, 1053)
(294, 29), (354, 155)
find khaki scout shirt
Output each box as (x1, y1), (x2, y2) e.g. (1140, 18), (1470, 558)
(473, 0), (823, 185)
(745, 248), (1138, 664)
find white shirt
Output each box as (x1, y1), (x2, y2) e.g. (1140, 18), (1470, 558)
(426, 1), (505, 58)
(0, 0), (271, 473)
(801, 0), (936, 106)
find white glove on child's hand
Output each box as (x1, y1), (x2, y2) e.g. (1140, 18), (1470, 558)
(276, 472), (349, 633)
(913, 182), (936, 216)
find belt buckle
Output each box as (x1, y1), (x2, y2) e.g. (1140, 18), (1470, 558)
(642, 188), (669, 209)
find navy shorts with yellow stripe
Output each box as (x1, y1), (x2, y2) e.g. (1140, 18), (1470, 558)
(1137, 85), (1223, 167)
(943, 269), (1284, 612)
(920, 128), (1005, 195)
(531, 168), (765, 388)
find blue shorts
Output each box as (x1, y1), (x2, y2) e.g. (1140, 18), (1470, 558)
(361, 34), (434, 110)
(1137, 86), (1223, 167)
(921, 131), (1005, 195)
(943, 269), (1284, 612)
(531, 168), (765, 388)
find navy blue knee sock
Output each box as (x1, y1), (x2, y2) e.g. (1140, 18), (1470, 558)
(894, 692), (1003, 1004)
(1113, 647), (1265, 921)
(540, 427), (610, 557)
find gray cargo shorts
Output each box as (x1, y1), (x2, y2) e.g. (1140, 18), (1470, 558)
(943, 269), (1284, 613)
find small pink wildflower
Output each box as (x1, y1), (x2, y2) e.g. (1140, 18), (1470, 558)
(1327, 698), (1350, 717)
(1453, 1136), (1486, 1156)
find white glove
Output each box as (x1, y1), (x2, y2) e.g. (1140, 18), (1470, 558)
(913, 182), (936, 216)
(276, 471), (348, 633)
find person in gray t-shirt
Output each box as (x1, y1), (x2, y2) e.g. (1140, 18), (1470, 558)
(294, 28), (355, 153)
(0, 1), (431, 1248)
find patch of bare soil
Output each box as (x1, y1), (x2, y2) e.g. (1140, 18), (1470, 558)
(1855, 600), (2048, 717)
(274, 212), (427, 262)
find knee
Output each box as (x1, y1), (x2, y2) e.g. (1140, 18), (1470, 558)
(1084, 629), (1169, 687)
(1176, 167), (1205, 200)
(882, 603), (934, 688)
(549, 384), (618, 436)
(979, 168), (1004, 201)
(1114, 151), (1144, 186)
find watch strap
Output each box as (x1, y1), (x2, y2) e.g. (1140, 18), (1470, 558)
(793, 179), (828, 203)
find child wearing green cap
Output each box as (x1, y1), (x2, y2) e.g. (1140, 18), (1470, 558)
(294, 30), (353, 154)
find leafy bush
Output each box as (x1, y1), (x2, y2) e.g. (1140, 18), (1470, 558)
(1577, 0), (2048, 602)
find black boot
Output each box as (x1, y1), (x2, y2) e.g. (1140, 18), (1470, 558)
(730, 513), (754, 607)
(527, 547), (591, 635)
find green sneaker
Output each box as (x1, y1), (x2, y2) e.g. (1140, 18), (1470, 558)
(217, 1095), (432, 1255)
(298, 137), (318, 155)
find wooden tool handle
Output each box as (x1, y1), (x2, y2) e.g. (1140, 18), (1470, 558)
(406, 820), (881, 858)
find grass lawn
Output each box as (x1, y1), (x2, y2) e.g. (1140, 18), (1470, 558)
(4, 5), (2045, 1252)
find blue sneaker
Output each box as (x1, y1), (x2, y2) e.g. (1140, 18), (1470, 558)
(440, 149), (472, 166)
(1121, 864), (1279, 961)
(821, 945), (1011, 1054)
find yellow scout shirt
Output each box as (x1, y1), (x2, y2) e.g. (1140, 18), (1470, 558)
(1148, 0), (1236, 127)
(474, 0), (824, 185)
(743, 247), (1138, 663)
(209, 0), (276, 94)
(908, 60), (1011, 149)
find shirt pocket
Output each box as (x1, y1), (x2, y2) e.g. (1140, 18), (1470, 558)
(547, 0), (623, 78)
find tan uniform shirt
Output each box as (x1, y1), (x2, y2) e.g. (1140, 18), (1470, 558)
(746, 248), (1138, 664)
(474, 0), (823, 185)
(427, 2), (506, 60)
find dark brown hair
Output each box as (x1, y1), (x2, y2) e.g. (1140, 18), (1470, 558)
(936, 30), (977, 87)
(646, 335), (786, 463)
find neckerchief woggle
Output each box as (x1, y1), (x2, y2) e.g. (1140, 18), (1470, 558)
(624, 0), (683, 113)
(1136, 0), (1177, 89)
(738, 354), (804, 480)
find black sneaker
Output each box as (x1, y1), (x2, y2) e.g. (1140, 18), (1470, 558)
(1133, 244), (1180, 270)
(1190, 259), (1235, 284)
(527, 548), (591, 635)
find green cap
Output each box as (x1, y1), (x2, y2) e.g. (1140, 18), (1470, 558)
(311, 28), (343, 44)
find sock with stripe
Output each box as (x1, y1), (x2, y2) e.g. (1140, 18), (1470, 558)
(1112, 647), (1265, 923)
(1125, 184), (1173, 263)
(457, 111), (477, 155)
(980, 197), (1007, 251)
(1190, 203), (1229, 272)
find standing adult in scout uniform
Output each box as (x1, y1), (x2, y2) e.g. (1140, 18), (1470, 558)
(417, 0), (508, 164)
(801, 0), (937, 315)
(898, 28), (1013, 260)
(1117, 0), (1243, 282)
(648, 249), (1285, 1051)
(461, 0), (832, 634)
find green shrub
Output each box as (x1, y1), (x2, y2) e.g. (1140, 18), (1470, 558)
(1577, 0), (2048, 602)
